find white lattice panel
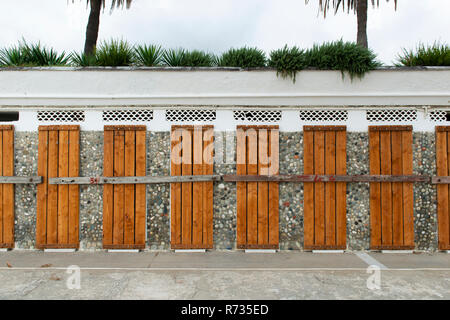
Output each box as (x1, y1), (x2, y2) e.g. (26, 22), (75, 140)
(102, 109), (153, 122)
(233, 110), (282, 122)
(428, 110), (449, 123)
(366, 109), (417, 122)
(299, 110), (348, 122)
(165, 109), (216, 122)
(37, 110), (85, 122)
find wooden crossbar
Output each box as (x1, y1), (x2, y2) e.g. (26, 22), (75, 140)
(49, 175), (221, 185)
(0, 176), (42, 184)
(224, 174), (430, 183)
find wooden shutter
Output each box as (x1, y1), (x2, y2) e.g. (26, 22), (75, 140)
(0, 125), (14, 249)
(436, 126), (450, 250)
(236, 125), (279, 249)
(303, 126), (347, 250)
(369, 126), (414, 250)
(36, 125), (80, 249)
(103, 125), (146, 249)
(170, 125), (214, 249)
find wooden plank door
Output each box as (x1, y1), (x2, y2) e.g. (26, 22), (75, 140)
(0, 125), (14, 249)
(436, 126), (450, 250)
(236, 125), (279, 249)
(303, 126), (347, 250)
(170, 125), (214, 249)
(36, 125), (80, 249)
(103, 125), (146, 249)
(369, 125), (414, 250)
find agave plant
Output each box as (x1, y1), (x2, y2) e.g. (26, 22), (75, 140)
(162, 48), (186, 67)
(71, 51), (99, 67)
(134, 44), (163, 66)
(95, 39), (135, 66)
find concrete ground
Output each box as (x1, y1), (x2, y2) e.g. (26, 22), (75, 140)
(0, 250), (449, 299)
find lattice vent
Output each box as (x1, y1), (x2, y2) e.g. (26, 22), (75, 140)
(428, 110), (450, 123)
(165, 109), (216, 122)
(233, 110), (282, 122)
(299, 110), (348, 122)
(366, 109), (417, 122)
(102, 110), (153, 122)
(37, 110), (85, 122)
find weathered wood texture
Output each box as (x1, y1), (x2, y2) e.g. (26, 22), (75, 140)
(0, 126), (14, 248)
(236, 126), (279, 249)
(369, 126), (414, 250)
(49, 175), (220, 184)
(0, 176), (42, 184)
(36, 125), (80, 249)
(436, 127), (450, 250)
(303, 126), (347, 250)
(103, 126), (146, 249)
(170, 126), (214, 249)
(223, 175), (428, 182)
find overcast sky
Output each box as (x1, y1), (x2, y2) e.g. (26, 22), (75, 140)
(1, 0), (449, 65)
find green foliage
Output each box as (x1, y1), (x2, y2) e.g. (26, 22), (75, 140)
(395, 42), (450, 67)
(162, 48), (216, 67)
(268, 45), (307, 82)
(95, 39), (134, 66)
(304, 40), (381, 79)
(134, 44), (163, 66)
(0, 40), (70, 67)
(218, 47), (267, 68)
(71, 51), (99, 67)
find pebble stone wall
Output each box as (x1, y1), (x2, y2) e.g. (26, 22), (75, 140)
(11, 129), (440, 251)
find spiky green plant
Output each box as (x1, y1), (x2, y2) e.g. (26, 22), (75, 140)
(0, 40), (70, 67)
(304, 40), (381, 79)
(269, 45), (307, 82)
(182, 50), (216, 67)
(218, 47), (267, 68)
(162, 48), (186, 66)
(134, 44), (163, 66)
(395, 42), (450, 67)
(71, 51), (99, 67)
(95, 39), (134, 66)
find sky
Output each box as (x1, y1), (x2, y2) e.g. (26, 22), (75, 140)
(0, 0), (449, 65)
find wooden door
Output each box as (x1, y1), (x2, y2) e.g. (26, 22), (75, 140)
(436, 126), (450, 250)
(36, 125), (80, 249)
(236, 125), (279, 249)
(303, 126), (347, 250)
(170, 125), (214, 249)
(0, 125), (14, 249)
(103, 125), (146, 249)
(369, 125), (414, 250)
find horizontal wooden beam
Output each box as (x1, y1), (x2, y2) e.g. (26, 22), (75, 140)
(0, 176), (42, 184)
(49, 175), (222, 185)
(431, 176), (450, 184)
(223, 174), (430, 182)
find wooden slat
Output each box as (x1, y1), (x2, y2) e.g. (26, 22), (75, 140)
(0, 177), (41, 184)
(369, 125), (412, 132)
(436, 130), (449, 250)
(113, 130), (125, 245)
(257, 129), (269, 245)
(236, 127), (247, 247)
(222, 174), (429, 182)
(402, 130), (414, 247)
(369, 130), (381, 248)
(325, 130), (336, 246)
(181, 128), (192, 245)
(391, 131), (404, 246)
(304, 126), (346, 131)
(314, 130), (325, 246)
(57, 130), (69, 244)
(2, 128), (14, 246)
(246, 128), (258, 245)
(134, 130), (146, 246)
(192, 126), (203, 245)
(202, 127), (214, 247)
(170, 128), (182, 246)
(103, 130), (114, 246)
(68, 129), (79, 245)
(39, 125), (79, 131)
(47, 130), (59, 245)
(303, 129), (314, 248)
(104, 125), (146, 131)
(335, 130), (347, 247)
(0, 131), (3, 244)
(36, 130), (48, 246)
(124, 130), (136, 245)
(268, 128), (279, 246)
(380, 130), (393, 246)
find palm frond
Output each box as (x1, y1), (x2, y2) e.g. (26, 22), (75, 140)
(305, 0), (397, 17)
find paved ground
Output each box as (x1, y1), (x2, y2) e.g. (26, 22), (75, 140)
(0, 251), (449, 299)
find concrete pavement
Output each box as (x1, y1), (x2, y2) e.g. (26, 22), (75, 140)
(0, 251), (449, 299)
